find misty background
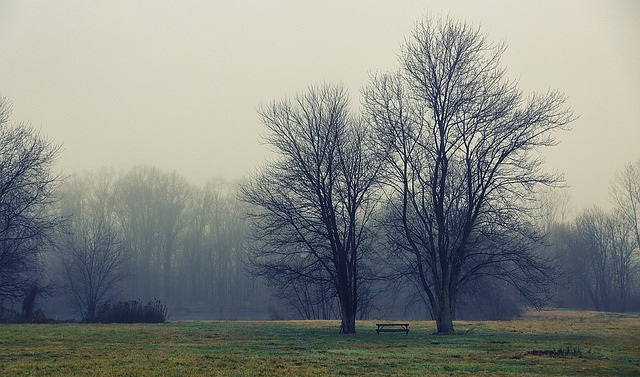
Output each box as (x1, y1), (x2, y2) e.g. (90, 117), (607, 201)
(1, 0), (638, 210)
(1, 1), (639, 321)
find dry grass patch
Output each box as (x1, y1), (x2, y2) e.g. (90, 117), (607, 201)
(0, 310), (638, 376)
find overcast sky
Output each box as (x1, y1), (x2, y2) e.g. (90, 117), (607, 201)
(1, 0), (638, 211)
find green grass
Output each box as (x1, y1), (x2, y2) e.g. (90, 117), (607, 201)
(1, 310), (639, 376)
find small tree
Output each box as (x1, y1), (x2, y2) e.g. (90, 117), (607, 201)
(59, 217), (126, 321)
(364, 17), (574, 333)
(57, 171), (126, 321)
(0, 95), (60, 302)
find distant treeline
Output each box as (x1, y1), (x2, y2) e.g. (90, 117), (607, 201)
(41, 166), (269, 320)
(36, 161), (640, 321)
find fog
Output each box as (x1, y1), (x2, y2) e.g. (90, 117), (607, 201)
(1, 0), (639, 211)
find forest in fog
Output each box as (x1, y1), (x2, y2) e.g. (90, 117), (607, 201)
(1, 14), (639, 326)
(2, 133), (640, 322)
(29, 160), (637, 322)
(41, 167), (269, 320)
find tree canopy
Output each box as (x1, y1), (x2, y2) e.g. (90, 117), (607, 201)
(241, 84), (380, 333)
(0, 95), (60, 302)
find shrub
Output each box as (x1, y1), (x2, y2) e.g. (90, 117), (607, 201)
(0, 306), (52, 324)
(94, 299), (167, 323)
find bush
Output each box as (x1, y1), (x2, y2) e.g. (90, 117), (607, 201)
(94, 299), (167, 323)
(0, 306), (52, 324)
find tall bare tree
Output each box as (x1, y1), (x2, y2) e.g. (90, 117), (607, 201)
(113, 166), (190, 303)
(0, 95), (60, 302)
(178, 180), (257, 315)
(241, 84), (379, 333)
(363, 18), (574, 333)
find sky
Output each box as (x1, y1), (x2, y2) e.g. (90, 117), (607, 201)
(0, 0), (638, 212)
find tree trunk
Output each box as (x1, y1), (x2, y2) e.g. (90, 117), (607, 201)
(339, 302), (356, 334)
(434, 307), (455, 334)
(87, 301), (97, 322)
(337, 273), (357, 334)
(433, 289), (455, 334)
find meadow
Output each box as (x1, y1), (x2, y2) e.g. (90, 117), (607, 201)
(0, 310), (638, 376)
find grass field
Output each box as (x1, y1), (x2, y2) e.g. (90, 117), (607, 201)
(0, 310), (639, 376)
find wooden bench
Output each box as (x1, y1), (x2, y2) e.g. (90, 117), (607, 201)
(376, 323), (409, 335)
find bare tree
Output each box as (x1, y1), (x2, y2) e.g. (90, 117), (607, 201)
(179, 182), (231, 308)
(363, 18), (574, 333)
(178, 180), (262, 316)
(241, 84), (380, 333)
(56, 171), (126, 321)
(612, 160), (640, 251)
(59, 217), (125, 321)
(536, 187), (571, 235)
(570, 207), (637, 311)
(0, 95), (60, 302)
(113, 166), (190, 304)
